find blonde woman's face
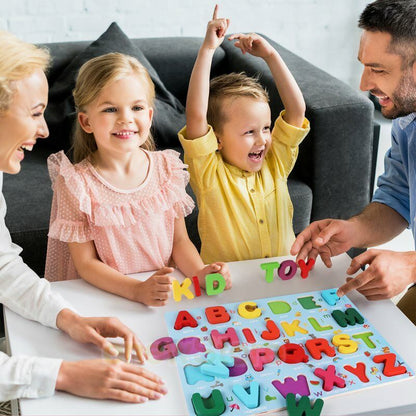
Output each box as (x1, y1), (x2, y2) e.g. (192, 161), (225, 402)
(78, 74), (153, 157)
(0, 69), (49, 174)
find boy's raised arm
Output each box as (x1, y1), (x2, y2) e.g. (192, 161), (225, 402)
(185, 5), (230, 140)
(229, 33), (306, 128)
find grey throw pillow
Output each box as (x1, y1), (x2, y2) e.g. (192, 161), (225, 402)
(45, 22), (185, 151)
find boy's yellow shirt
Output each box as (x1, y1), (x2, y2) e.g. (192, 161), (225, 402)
(179, 111), (310, 264)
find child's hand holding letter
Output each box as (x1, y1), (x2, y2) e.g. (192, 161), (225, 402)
(197, 262), (232, 290)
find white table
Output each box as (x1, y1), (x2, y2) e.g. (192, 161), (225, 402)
(4, 254), (416, 415)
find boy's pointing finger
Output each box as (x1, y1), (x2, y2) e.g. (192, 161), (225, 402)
(212, 4), (218, 20)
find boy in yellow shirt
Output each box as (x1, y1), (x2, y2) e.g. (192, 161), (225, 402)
(179, 6), (310, 263)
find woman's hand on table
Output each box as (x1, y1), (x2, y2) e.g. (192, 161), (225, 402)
(56, 359), (167, 402)
(56, 309), (147, 362)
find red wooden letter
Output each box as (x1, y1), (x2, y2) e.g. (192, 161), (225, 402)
(373, 353), (407, 377)
(305, 338), (336, 360)
(297, 258), (315, 278)
(174, 310), (198, 330)
(278, 343), (309, 364)
(205, 306), (231, 324)
(344, 362), (369, 382)
(261, 319), (281, 340)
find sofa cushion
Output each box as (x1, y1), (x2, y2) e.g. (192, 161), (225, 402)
(44, 22), (186, 151)
(137, 37), (227, 107)
(288, 178), (312, 235)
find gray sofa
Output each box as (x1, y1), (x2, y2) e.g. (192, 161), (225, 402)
(3, 23), (377, 279)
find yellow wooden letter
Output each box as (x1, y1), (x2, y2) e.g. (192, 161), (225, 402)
(238, 301), (262, 319)
(280, 319), (308, 337)
(172, 278), (195, 302)
(332, 333), (358, 354)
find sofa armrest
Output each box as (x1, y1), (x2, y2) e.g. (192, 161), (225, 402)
(221, 35), (376, 222)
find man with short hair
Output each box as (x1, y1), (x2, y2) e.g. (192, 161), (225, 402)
(291, 0), (416, 324)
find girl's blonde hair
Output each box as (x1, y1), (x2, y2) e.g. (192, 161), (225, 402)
(72, 52), (156, 163)
(0, 31), (50, 113)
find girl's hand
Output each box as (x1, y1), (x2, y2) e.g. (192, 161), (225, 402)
(203, 4), (230, 50)
(196, 262), (232, 290)
(135, 267), (174, 307)
(229, 33), (275, 59)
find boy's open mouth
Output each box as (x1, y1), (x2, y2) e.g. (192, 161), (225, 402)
(248, 150), (264, 161)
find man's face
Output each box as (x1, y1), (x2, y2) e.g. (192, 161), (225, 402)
(359, 30), (416, 119)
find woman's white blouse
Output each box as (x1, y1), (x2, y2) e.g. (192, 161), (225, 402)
(0, 173), (71, 400)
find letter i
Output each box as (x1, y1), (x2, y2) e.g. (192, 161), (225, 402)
(192, 275), (202, 297)
(242, 328), (256, 343)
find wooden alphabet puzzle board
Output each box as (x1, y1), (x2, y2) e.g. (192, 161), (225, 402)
(163, 289), (414, 415)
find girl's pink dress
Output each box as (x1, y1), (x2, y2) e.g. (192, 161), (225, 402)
(44, 150), (194, 281)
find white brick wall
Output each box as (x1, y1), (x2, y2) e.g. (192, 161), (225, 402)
(0, 0), (369, 88)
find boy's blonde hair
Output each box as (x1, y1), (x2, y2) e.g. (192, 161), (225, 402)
(0, 31), (50, 113)
(207, 72), (269, 133)
(72, 52), (156, 163)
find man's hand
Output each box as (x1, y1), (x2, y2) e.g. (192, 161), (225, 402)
(228, 33), (274, 59)
(203, 5), (230, 50)
(56, 359), (167, 403)
(56, 310), (147, 363)
(338, 249), (416, 299)
(135, 267), (174, 307)
(291, 219), (358, 267)
(196, 262), (232, 290)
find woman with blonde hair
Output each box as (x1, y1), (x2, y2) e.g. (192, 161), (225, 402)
(0, 31), (167, 403)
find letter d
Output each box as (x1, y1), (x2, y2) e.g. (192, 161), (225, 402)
(205, 273), (226, 296)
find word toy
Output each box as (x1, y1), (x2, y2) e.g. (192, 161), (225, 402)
(162, 289), (413, 415)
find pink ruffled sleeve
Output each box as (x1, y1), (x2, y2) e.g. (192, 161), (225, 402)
(47, 151), (93, 243)
(158, 149), (195, 219)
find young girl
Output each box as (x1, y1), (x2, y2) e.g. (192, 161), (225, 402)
(45, 52), (231, 306)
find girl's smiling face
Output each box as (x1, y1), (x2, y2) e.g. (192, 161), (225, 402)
(78, 74), (153, 157)
(0, 69), (49, 174)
